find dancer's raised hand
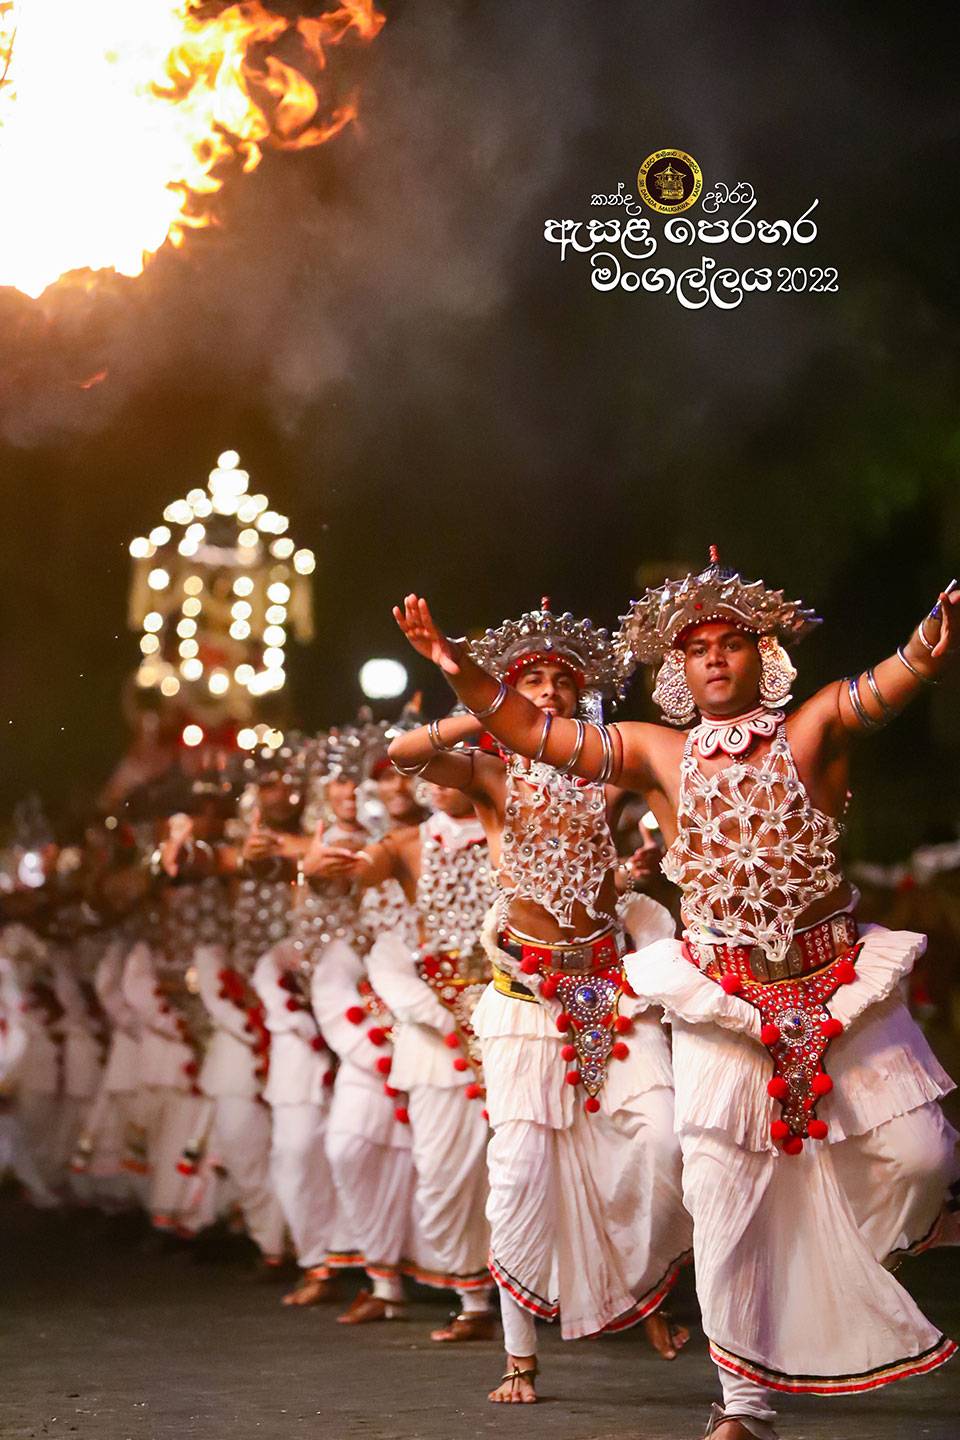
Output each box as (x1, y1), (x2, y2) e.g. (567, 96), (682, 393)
(392, 594), (461, 675)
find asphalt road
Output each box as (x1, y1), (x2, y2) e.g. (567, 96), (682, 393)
(1, 1197), (958, 1440)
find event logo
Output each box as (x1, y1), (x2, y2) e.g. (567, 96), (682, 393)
(637, 149), (702, 214)
(543, 166), (837, 311)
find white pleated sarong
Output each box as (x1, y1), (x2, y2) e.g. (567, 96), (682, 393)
(625, 925), (959, 1392)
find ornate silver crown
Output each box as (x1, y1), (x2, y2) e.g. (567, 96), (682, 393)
(615, 548), (820, 667)
(466, 597), (625, 699)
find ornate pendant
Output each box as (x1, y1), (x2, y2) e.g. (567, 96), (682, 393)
(693, 707), (782, 760)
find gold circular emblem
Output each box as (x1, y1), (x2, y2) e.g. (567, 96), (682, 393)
(637, 149), (702, 214)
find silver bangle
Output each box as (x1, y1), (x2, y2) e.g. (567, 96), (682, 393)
(863, 667), (895, 723)
(896, 645), (938, 685)
(593, 723), (615, 783)
(917, 619), (937, 654)
(533, 712), (552, 763)
(557, 719), (585, 773)
(391, 756), (431, 777)
(427, 720), (446, 753)
(846, 676), (880, 731)
(468, 680), (508, 720)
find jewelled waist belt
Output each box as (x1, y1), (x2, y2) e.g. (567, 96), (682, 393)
(684, 911), (858, 985)
(687, 912), (863, 1156)
(493, 927), (632, 1114)
(496, 926), (626, 988)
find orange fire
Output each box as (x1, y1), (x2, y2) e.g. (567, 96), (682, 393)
(0, 0), (384, 299)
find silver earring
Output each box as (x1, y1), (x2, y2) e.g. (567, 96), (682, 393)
(653, 649), (697, 726)
(758, 635), (796, 708)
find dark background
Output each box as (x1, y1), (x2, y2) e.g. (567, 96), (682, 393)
(1, 0), (958, 856)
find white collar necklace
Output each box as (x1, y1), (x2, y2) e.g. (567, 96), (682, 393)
(691, 706), (783, 760)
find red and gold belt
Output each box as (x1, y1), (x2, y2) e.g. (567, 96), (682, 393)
(684, 913), (861, 1156)
(417, 948), (490, 1098)
(494, 928), (633, 1115)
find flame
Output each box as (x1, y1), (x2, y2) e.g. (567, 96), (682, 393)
(0, 0), (383, 298)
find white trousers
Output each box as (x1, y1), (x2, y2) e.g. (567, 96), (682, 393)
(0, 1111), (60, 1205)
(326, 1126), (415, 1276)
(210, 1096), (286, 1258)
(16, 1092), (62, 1189)
(685, 1101), (959, 1410)
(269, 1102), (336, 1270)
(486, 1085), (690, 1343)
(407, 1085), (491, 1291)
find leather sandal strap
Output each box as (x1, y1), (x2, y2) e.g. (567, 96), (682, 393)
(499, 1367), (537, 1385)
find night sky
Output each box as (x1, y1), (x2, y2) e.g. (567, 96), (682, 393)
(1, 1), (958, 856)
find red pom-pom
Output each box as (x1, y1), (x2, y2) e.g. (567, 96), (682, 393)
(310, 1036), (324, 1052)
(611, 1042), (629, 1061)
(760, 1023), (781, 1047)
(835, 958), (857, 986)
(820, 1017), (843, 1039)
(175, 1161), (196, 1176)
(613, 1015), (633, 1035)
(564, 1070), (581, 1087)
(366, 1026), (387, 1047)
(720, 973), (741, 995)
(443, 1032), (461, 1049)
(394, 1106), (410, 1125)
(384, 1084), (399, 1098)
(770, 1119), (790, 1142)
(322, 1069), (336, 1088)
(807, 1118), (828, 1140)
(182, 1060), (198, 1078)
(560, 1043), (577, 1062)
(375, 1056), (392, 1076)
(284, 998), (301, 1013)
(540, 975), (559, 1000)
(481, 1109), (489, 1122)
(453, 1056), (469, 1072)
(465, 1083), (483, 1100)
(782, 1135), (804, 1156)
(767, 1076), (789, 1101)
(811, 1073), (833, 1096)
(584, 1096), (601, 1114)
(344, 1006), (365, 1026)
(520, 957), (540, 976)
(556, 1012), (572, 1033)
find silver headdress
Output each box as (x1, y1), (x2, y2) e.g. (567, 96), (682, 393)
(616, 547), (820, 666)
(467, 597), (627, 720)
(615, 548), (820, 725)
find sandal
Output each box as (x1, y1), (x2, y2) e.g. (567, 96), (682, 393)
(489, 1361), (538, 1404)
(430, 1310), (497, 1343)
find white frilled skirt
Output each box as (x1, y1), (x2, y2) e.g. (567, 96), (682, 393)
(625, 925), (959, 1392)
(474, 901), (693, 1340)
(406, 1084), (491, 1291)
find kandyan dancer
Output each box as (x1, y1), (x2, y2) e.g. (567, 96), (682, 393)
(393, 555), (959, 1438)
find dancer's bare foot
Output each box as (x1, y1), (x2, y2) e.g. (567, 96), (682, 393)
(643, 1308), (689, 1360)
(488, 1354), (537, 1403)
(281, 1273), (336, 1306)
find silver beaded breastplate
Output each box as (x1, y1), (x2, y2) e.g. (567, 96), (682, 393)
(362, 877), (419, 951)
(499, 757), (618, 931)
(233, 876), (294, 974)
(292, 825), (368, 972)
(416, 813), (495, 954)
(662, 720), (841, 963)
